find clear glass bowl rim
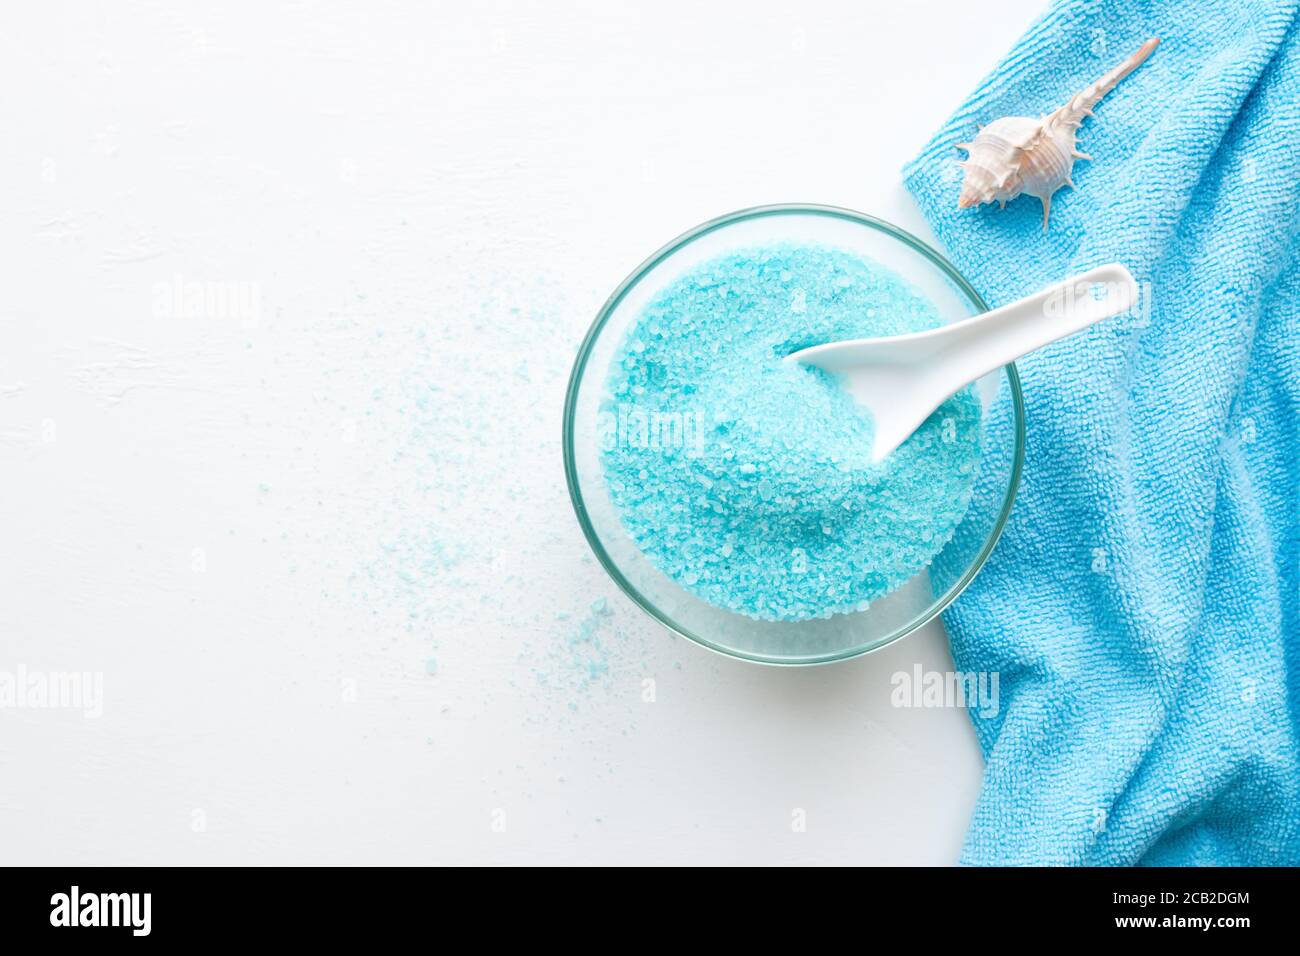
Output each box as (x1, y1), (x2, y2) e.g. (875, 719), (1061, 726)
(562, 203), (1025, 666)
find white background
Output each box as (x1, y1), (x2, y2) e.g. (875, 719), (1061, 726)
(0, 0), (1041, 864)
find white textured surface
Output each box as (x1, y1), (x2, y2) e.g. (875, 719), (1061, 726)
(0, 0), (1041, 864)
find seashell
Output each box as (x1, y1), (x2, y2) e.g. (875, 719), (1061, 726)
(956, 38), (1160, 230)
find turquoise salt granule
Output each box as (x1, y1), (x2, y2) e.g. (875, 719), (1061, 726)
(599, 243), (983, 622)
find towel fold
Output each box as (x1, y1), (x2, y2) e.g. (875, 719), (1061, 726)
(904, 0), (1300, 865)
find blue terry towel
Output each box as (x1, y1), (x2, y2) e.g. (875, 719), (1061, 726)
(904, 0), (1300, 865)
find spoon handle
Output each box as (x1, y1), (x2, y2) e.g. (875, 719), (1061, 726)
(937, 263), (1138, 381)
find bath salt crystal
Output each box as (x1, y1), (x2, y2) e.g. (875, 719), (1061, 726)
(600, 243), (982, 622)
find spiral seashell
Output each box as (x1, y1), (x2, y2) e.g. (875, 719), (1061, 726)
(956, 38), (1160, 230)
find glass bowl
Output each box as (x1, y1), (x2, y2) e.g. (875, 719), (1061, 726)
(563, 204), (1024, 665)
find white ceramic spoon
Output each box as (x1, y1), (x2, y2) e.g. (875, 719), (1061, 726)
(785, 263), (1138, 462)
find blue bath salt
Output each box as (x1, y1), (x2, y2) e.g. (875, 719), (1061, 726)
(599, 243), (983, 622)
